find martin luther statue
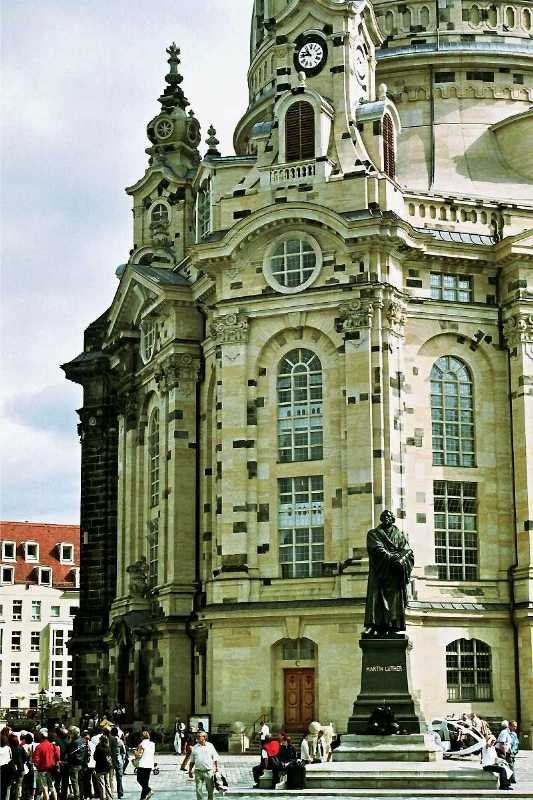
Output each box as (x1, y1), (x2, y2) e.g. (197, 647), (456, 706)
(364, 510), (414, 635)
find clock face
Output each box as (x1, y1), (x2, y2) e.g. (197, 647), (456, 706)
(294, 35), (328, 76)
(298, 41), (324, 70)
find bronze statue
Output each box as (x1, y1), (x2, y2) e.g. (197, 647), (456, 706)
(363, 510), (414, 635)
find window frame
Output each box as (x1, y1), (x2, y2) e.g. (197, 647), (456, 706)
(38, 566), (53, 586)
(10, 662), (21, 684)
(59, 542), (74, 564)
(140, 318), (158, 364)
(430, 272), (473, 303)
(148, 408), (160, 509)
(278, 476), (325, 579)
(11, 630), (22, 652)
(24, 542), (39, 562)
(196, 179), (211, 242)
(29, 661), (39, 684)
(1, 540), (16, 561)
(446, 638), (493, 702)
(383, 113), (396, 180)
(431, 356), (476, 468)
(285, 100), (316, 162)
(434, 480), (478, 581)
(50, 605), (60, 618)
(1, 565), (14, 584)
(150, 201), (170, 226)
(263, 232), (322, 295)
(30, 631), (40, 651)
(31, 600), (42, 621)
(277, 348), (323, 464)
(12, 600), (22, 621)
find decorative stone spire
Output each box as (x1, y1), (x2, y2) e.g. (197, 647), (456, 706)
(158, 42), (188, 113)
(205, 124), (221, 157)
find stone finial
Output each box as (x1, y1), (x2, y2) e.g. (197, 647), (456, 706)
(377, 83), (388, 100)
(206, 124), (221, 157)
(158, 42), (188, 112)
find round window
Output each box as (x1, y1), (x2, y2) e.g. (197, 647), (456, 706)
(141, 319), (157, 364)
(264, 234), (322, 294)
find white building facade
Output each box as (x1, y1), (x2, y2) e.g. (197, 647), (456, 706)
(0, 522), (80, 712)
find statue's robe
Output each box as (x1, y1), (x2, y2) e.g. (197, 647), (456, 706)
(364, 523), (414, 631)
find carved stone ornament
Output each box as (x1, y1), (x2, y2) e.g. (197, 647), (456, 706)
(503, 313), (533, 359)
(210, 313), (249, 344)
(338, 300), (374, 332)
(127, 556), (149, 598)
(155, 353), (200, 392)
(384, 301), (407, 337)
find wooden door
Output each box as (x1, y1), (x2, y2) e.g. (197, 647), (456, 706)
(284, 668), (315, 732)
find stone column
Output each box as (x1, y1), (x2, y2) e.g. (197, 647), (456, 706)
(210, 313), (252, 585)
(503, 307), (533, 743)
(338, 298), (375, 550)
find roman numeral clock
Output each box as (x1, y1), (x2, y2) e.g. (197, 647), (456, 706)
(293, 33), (328, 77)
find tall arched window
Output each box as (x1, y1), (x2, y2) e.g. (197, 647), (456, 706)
(446, 639), (492, 701)
(431, 357), (475, 467)
(277, 349), (323, 462)
(285, 102), (315, 162)
(151, 203), (169, 225)
(197, 179), (211, 241)
(383, 114), (395, 179)
(149, 409), (160, 508)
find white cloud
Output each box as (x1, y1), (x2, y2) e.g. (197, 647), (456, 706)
(1, 0), (252, 521)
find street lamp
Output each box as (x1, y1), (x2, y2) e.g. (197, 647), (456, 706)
(38, 689), (47, 727)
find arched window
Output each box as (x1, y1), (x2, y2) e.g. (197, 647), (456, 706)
(197, 180), (211, 241)
(277, 349), (323, 462)
(285, 101), (315, 162)
(446, 639), (492, 701)
(148, 518), (159, 590)
(431, 356), (475, 467)
(151, 203), (169, 225)
(383, 114), (395, 179)
(281, 638), (316, 660)
(149, 409), (160, 508)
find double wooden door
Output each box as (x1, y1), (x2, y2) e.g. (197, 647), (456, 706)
(284, 668), (315, 732)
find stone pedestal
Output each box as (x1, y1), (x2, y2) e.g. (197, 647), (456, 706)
(348, 634), (421, 734)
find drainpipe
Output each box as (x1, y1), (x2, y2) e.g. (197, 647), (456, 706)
(498, 268), (521, 727)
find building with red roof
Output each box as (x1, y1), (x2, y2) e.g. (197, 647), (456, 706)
(0, 521), (80, 712)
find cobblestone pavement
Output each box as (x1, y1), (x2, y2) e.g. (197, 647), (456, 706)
(121, 752), (533, 799)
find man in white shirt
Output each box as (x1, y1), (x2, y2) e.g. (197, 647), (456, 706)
(189, 732), (219, 800)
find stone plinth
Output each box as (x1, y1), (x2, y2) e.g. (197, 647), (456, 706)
(304, 759), (498, 791)
(333, 734), (442, 762)
(348, 634), (421, 734)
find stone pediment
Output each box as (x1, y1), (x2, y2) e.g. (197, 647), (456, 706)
(106, 263), (191, 339)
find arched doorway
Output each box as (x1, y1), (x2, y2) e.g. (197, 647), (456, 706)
(274, 638), (317, 732)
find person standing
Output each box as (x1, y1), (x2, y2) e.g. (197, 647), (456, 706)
(66, 726), (84, 800)
(189, 732), (219, 800)
(93, 735), (113, 800)
(0, 732), (15, 800)
(134, 729), (155, 800)
(259, 721), (270, 745)
(300, 734), (311, 764)
(20, 733), (36, 800)
(179, 728), (194, 772)
(109, 727), (126, 799)
(173, 719), (184, 755)
(33, 728), (59, 800)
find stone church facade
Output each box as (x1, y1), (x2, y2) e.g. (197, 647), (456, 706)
(63, 0), (533, 742)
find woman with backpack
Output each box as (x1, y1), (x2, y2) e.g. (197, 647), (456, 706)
(93, 734), (113, 800)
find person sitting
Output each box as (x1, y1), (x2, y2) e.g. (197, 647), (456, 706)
(481, 736), (512, 791)
(252, 735), (281, 788)
(279, 736), (297, 766)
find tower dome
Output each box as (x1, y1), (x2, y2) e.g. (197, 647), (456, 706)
(145, 43), (201, 176)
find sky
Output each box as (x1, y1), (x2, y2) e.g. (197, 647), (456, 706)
(1, 0), (251, 523)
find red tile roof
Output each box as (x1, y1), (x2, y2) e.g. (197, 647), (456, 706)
(0, 521), (80, 588)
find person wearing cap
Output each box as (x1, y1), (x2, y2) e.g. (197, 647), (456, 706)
(33, 728), (60, 800)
